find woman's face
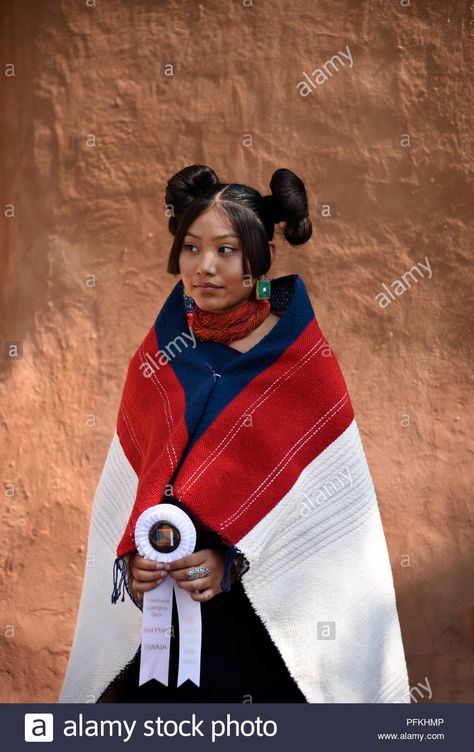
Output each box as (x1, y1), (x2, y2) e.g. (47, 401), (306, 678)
(178, 205), (273, 313)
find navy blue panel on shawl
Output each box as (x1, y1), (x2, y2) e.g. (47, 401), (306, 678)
(153, 274), (315, 461)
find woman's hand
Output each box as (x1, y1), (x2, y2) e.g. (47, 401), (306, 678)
(126, 552), (170, 606)
(127, 548), (235, 605)
(165, 548), (235, 602)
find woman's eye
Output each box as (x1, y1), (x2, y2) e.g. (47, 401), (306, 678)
(182, 243), (239, 254)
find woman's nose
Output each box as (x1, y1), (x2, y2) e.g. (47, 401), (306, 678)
(196, 250), (217, 273)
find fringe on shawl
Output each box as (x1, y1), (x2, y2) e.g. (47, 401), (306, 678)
(111, 554), (143, 610)
(111, 555), (127, 603)
(221, 546), (238, 593)
(221, 546), (251, 593)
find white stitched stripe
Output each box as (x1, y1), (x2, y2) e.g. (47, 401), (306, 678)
(180, 337), (326, 493)
(221, 392), (349, 530)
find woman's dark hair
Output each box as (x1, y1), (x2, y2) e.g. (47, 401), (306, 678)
(165, 164), (312, 279)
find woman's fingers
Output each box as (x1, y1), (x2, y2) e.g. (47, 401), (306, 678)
(164, 548), (225, 602)
(163, 552), (201, 572)
(131, 554), (165, 571)
(130, 554), (166, 580)
(130, 558), (168, 590)
(168, 567), (208, 582)
(132, 578), (195, 605)
(173, 576), (209, 590)
(189, 588), (217, 602)
(131, 567), (167, 582)
(127, 553), (169, 603)
(131, 576), (167, 592)
(173, 574), (223, 600)
(128, 550), (224, 602)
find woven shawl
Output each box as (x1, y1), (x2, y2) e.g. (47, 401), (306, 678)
(59, 274), (410, 703)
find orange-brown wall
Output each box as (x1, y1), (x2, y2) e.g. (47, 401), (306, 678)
(0, 0), (472, 702)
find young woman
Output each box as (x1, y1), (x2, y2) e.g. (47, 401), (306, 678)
(59, 165), (410, 704)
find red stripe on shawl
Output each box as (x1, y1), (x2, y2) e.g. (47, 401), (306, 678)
(116, 325), (189, 556)
(173, 318), (355, 544)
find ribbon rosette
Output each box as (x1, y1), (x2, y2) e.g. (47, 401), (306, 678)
(134, 503), (201, 687)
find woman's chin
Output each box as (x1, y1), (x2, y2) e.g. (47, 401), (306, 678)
(194, 293), (229, 312)
(194, 291), (250, 313)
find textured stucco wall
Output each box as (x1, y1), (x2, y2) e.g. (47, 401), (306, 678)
(0, 0), (472, 702)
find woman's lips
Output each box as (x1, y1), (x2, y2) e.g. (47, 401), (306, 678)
(194, 285), (222, 291)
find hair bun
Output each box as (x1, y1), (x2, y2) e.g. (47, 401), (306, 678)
(262, 194), (285, 223)
(269, 168), (312, 245)
(166, 165), (220, 234)
(184, 164), (220, 196)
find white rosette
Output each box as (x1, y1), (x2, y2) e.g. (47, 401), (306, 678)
(134, 504), (201, 688)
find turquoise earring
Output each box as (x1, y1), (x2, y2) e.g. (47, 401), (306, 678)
(256, 275), (271, 300)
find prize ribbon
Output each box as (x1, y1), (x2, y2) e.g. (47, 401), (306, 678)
(134, 503), (201, 687)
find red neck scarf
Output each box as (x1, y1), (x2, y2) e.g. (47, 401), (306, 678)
(187, 297), (271, 344)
